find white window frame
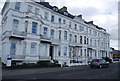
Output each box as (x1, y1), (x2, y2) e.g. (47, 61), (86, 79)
(44, 11), (49, 20)
(10, 42), (16, 55)
(23, 42), (26, 55)
(44, 27), (48, 37)
(27, 5), (33, 13)
(30, 42), (37, 54)
(35, 8), (39, 15)
(15, 2), (21, 11)
(51, 29), (54, 39)
(13, 19), (19, 31)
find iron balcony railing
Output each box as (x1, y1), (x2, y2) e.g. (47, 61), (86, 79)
(51, 39), (61, 45)
(7, 55), (51, 61)
(40, 35), (51, 40)
(7, 55), (25, 60)
(9, 31), (26, 39)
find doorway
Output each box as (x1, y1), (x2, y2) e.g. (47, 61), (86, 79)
(50, 46), (54, 60)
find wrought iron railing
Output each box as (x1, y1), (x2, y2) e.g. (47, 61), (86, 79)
(11, 31), (26, 38)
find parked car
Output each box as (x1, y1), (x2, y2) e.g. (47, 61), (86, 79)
(90, 59), (109, 68)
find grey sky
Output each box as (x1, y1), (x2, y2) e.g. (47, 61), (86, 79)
(0, 0), (119, 50)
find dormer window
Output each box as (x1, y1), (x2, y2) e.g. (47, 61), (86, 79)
(53, 7), (58, 11)
(64, 12), (68, 15)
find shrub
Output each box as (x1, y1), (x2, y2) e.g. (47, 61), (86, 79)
(103, 57), (112, 63)
(37, 61), (60, 67)
(22, 63), (35, 66)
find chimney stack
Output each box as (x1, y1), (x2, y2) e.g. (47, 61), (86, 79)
(88, 21), (93, 24)
(60, 6), (67, 12)
(77, 15), (82, 19)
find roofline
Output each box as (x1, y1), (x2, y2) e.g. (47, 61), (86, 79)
(1, 0), (110, 34)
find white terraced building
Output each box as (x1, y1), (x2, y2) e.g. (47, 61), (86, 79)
(1, 0), (111, 66)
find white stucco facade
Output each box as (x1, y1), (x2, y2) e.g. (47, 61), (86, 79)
(1, 0), (111, 66)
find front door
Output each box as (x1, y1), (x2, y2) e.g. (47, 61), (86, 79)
(50, 46), (54, 60)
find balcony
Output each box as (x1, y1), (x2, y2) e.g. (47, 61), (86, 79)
(57, 23), (67, 28)
(40, 35), (51, 44)
(69, 41), (76, 46)
(24, 12), (42, 21)
(69, 41), (82, 47)
(7, 55), (51, 61)
(51, 39), (61, 45)
(7, 55), (25, 61)
(9, 31), (26, 40)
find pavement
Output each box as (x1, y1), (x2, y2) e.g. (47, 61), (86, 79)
(2, 65), (89, 77)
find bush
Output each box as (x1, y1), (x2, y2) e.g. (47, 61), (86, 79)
(22, 63), (35, 66)
(37, 61), (60, 67)
(103, 57), (112, 63)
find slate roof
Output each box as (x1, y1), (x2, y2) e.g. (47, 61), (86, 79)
(35, 2), (107, 31)
(112, 50), (120, 54)
(36, 2), (75, 19)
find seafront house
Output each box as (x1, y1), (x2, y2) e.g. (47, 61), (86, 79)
(1, 0), (111, 66)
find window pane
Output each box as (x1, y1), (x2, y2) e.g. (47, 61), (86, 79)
(80, 36), (82, 44)
(69, 22), (71, 28)
(23, 42), (26, 54)
(84, 49), (86, 57)
(70, 34), (72, 41)
(75, 35), (77, 42)
(25, 21), (28, 32)
(69, 47), (72, 57)
(58, 46), (61, 56)
(27, 5), (32, 12)
(31, 43), (36, 54)
(79, 26), (84, 31)
(64, 46), (67, 56)
(58, 18), (61, 23)
(15, 2), (21, 10)
(35, 8), (39, 14)
(87, 38), (89, 45)
(10, 42), (16, 55)
(59, 30), (61, 39)
(75, 24), (77, 30)
(63, 20), (66, 24)
(51, 29), (54, 39)
(51, 15), (55, 22)
(64, 31), (67, 40)
(44, 27), (48, 36)
(80, 49), (82, 56)
(84, 36), (86, 44)
(13, 19), (19, 31)
(45, 12), (48, 20)
(32, 22), (37, 34)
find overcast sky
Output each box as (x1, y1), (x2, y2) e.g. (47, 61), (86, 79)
(0, 0), (119, 50)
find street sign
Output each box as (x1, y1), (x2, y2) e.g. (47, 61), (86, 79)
(72, 51), (76, 54)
